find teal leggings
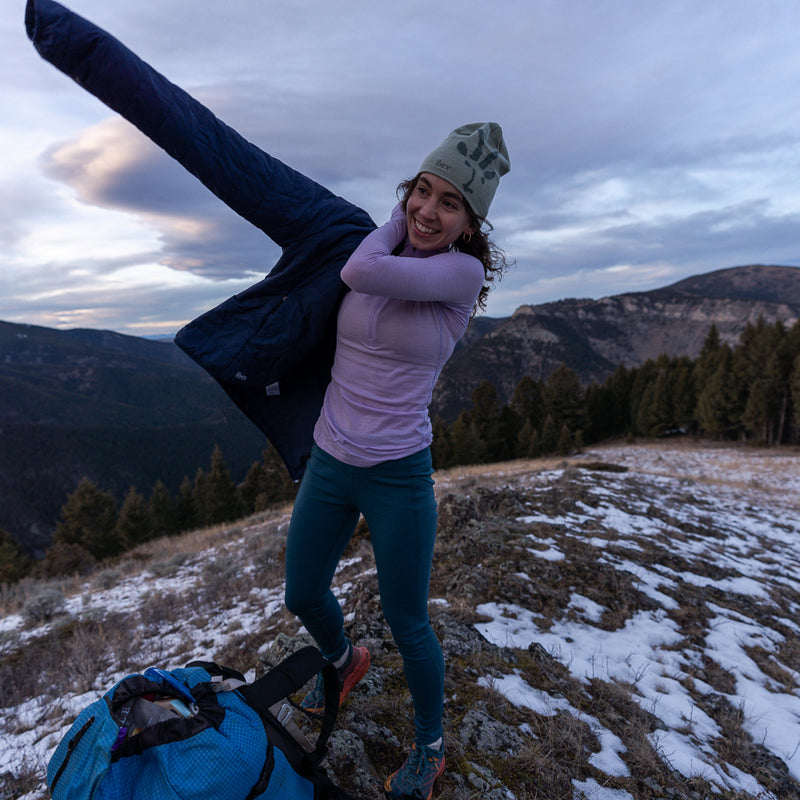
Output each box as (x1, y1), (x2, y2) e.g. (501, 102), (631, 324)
(284, 444), (443, 744)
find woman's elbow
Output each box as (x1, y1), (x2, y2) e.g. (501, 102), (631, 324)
(339, 263), (359, 289)
(340, 256), (378, 290)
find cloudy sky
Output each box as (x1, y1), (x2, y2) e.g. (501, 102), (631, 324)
(4, 0), (800, 337)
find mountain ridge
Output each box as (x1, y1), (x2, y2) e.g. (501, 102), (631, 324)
(0, 320), (266, 557)
(2, 263), (798, 555)
(430, 264), (800, 420)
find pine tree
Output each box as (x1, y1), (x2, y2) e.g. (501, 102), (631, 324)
(585, 364), (632, 441)
(265, 446), (297, 504)
(149, 480), (176, 539)
(450, 410), (482, 466)
(607, 364), (634, 436)
(697, 323), (722, 368)
(239, 447), (295, 513)
(695, 346), (736, 439)
(585, 383), (612, 441)
(175, 475), (198, 533)
(240, 460), (268, 515)
(53, 478), (119, 560)
(540, 414), (559, 454)
(670, 357), (696, 433)
(37, 541), (96, 578)
(115, 487), (153, 550)
(634, 357), (672, 437)
(470, 380), (501, 462)
(516, 419), (533, 458)
(629, 360), (657, 436)
(527, 428), (542, 458)
(192, 467), (209, 525)
(742, 349), (786, 444)
(511, 375), (544, 430)
(790, 353), (800, 443)
(735, 318), (775, 386)
(557, 424), (572, 456)
(0, 528), (31, 584)
(730, 317), (782, 431)
(202, 446), (242, 525)
(543, 364), (587, 439)
(496, 406), (521, 463)
(431, 416), (453, 470)
(691, 325), (724, 433)
(786, 320), (800, 440)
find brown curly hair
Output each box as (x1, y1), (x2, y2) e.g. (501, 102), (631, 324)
(397, 175), (511, 315)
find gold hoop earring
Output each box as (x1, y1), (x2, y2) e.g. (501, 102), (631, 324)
(462, 232), (472, 243)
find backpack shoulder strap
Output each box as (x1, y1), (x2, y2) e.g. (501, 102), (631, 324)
(238, 646), (339, 761)
(185, 660), (247, 683)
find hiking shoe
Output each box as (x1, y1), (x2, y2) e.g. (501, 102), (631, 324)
(300, 645), (370, 714)
(383, 742), (445, 799)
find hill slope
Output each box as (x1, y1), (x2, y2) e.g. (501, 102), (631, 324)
(2, 443), (799, 800)
(0, 321), (265, 556)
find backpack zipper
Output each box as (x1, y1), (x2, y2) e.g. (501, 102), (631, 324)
(49, 715), (96, 793)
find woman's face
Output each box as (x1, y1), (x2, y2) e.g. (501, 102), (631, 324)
(405, 173), (475, 252)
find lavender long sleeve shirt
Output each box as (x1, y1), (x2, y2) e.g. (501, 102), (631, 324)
(313, 203), (485, 467)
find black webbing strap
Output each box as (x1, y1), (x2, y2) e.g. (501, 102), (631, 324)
(238, 646), (339, 761)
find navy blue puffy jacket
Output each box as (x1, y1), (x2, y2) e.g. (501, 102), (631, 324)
(26, 0), (377, 479)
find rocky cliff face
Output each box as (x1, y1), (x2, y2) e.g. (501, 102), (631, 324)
(431, 264), (800, 420)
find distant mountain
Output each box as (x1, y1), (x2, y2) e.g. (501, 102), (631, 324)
(0, 322), (265, 557)
(2, 264), (799, 556)
(1, 323), (219, 427)
(430, 264), (800, 420)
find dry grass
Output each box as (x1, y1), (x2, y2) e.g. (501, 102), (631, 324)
(2, 440), (799, 800)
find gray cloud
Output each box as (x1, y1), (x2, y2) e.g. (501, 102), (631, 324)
(39, 119), (280, 280)
(5, 0), (800, 333)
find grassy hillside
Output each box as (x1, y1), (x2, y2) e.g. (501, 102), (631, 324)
(2, 441), (799, 799)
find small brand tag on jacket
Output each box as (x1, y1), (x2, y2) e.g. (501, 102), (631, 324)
(265, 382), (280, 397)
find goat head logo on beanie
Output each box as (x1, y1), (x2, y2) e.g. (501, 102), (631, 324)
(418, 122), (510, 220)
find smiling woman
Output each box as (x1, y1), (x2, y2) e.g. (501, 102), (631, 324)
(405, 173), (473, 252)
(26, 0), (510, 795)
(286, 122), (509, 800)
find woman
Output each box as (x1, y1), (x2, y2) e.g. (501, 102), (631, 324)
(27, 3), (509, 795)
(284, 122), (510, 800)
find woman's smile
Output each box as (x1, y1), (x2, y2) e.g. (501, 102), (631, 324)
(405, 173), (473, 251)
(413, 218), (438, 236)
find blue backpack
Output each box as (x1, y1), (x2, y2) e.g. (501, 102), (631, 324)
(46, 646), (352, 800)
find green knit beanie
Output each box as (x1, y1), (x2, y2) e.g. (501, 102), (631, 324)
(417, 122), (510, 220)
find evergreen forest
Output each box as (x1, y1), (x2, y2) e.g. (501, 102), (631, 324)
(2, 317), (798, 584)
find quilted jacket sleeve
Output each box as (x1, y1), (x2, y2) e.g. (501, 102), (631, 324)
(25, 0), (378, 480)
(25, 0), (370, 250)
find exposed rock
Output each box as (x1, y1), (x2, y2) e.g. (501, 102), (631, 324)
(458, 706), (526, 755)
(326, 729), (384, 797)
(435, 616), (490, 659)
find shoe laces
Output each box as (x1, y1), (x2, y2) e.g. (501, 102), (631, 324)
(406, 743), (425, 776)
(396, 743), (441, 785)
